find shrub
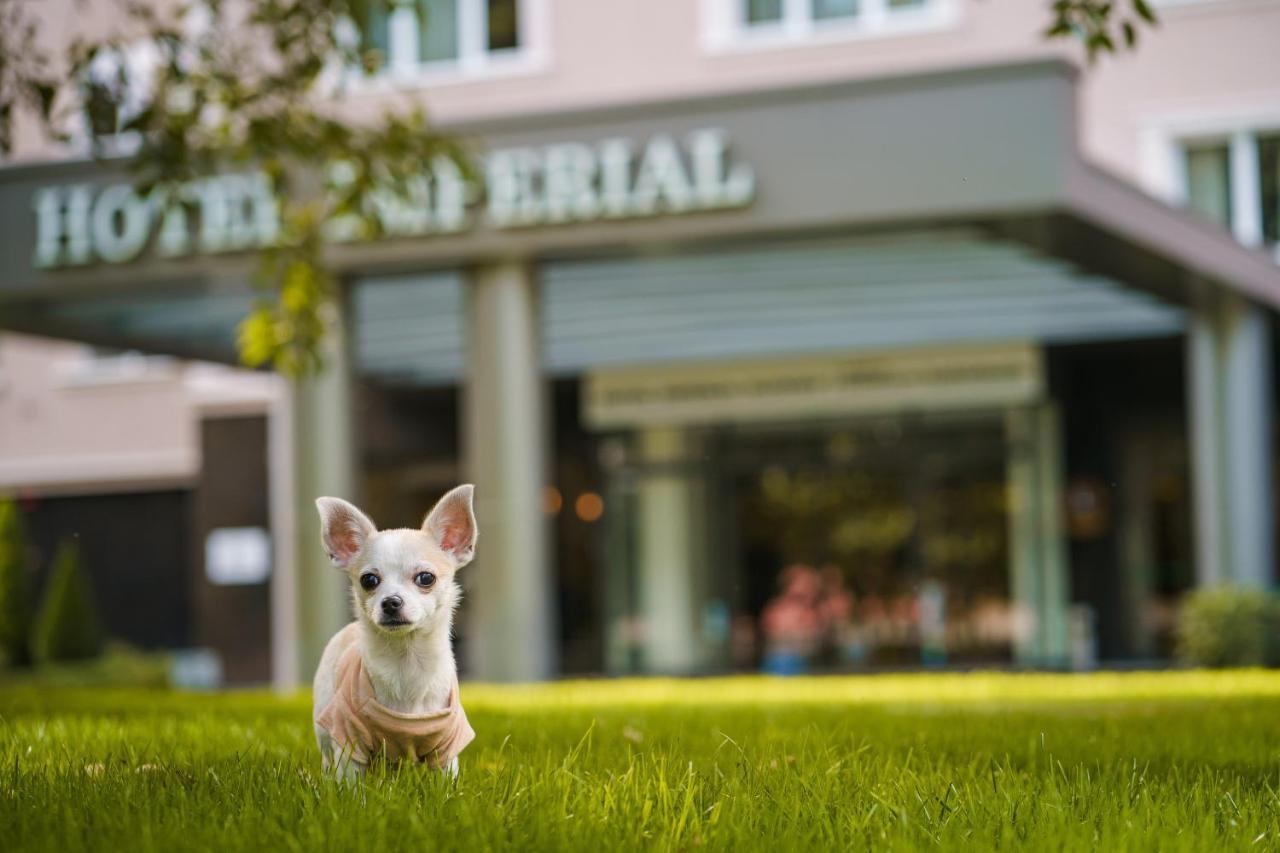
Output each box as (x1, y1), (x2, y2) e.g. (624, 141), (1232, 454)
(33, 539), (103, 663)
(0, 498), (33, 667)
(1176, 586), (1280, 668)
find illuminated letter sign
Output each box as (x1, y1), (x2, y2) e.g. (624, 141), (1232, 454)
(31, 128), (755, 269)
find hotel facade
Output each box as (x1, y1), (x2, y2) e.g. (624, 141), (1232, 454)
(2, 0), (1280, 684)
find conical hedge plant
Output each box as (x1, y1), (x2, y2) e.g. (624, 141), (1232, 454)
(0, 498), (33, 667)
(33, 538), (103, 663)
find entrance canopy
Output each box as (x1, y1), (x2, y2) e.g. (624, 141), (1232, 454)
(0, 58), (1277, 369)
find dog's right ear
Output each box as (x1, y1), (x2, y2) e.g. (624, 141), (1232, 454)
(315, 497), (376, 569)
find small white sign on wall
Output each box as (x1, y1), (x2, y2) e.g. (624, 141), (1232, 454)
(205, 526), (272, 586)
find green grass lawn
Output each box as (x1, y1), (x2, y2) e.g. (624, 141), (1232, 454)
(3, 671), (1280, 851)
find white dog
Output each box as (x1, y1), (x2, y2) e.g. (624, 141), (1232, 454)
(311, 485), (478, 779)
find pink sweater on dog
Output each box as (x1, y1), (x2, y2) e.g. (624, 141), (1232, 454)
(315, 645), (475, 768)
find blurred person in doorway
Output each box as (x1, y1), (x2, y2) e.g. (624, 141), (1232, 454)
(760, 564), (822, 675)
(817, 563), (865, 666)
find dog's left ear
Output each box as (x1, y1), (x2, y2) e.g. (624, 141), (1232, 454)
(423, 484), (478, 567)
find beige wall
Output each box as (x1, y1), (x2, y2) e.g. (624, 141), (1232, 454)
(9, 0), (1280, 194)
(0, 333), (279, 496)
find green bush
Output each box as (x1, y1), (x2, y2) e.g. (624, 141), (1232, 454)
(1176, 586), (1280, 668)
(0, 498), (33, 668)
(33, 539), (103, 663)
(0, 642), (170, 688)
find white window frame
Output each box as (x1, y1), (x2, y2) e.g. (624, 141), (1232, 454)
(1140, 106), (1280, 264)
(701, 0), (958, 54)
(352, 0), (549, 91)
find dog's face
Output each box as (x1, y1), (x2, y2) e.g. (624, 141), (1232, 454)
(316, 486), (477, 637)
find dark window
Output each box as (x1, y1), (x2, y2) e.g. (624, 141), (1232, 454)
(744, 0), (784, 24)
(487, 0), (520, 51)
(1259, 134), (1280, 248)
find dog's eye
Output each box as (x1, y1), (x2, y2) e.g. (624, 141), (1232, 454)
(359, 572), (380, 591)
(415, 571), (436, 589)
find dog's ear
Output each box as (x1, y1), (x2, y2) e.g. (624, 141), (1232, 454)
(422, 484), (478, 567)
(315, 497), (377, 569)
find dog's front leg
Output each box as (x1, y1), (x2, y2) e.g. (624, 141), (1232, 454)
(333, 755), (367, 784)
(318, 727), (367, 783)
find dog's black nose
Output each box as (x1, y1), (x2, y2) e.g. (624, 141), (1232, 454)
(381, 595), (403, 615)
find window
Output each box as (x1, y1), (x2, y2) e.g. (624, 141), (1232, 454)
(1184, 142), (1231, 231)
(811, 0), (858, 20)
(709, 0), (951, 51)
(737, 0), (947, 38)
(745, 0), (784, 23)
(1260, 134), (1280, 249)
(73, 42), (156, 156)
(1182, 131), (1280, 260)
(360, 0), (527, 76)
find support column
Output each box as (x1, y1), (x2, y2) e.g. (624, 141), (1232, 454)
(1187, 303), (1228, 586)
(463, 261), (553, 682)
(1005, 403), (1071, 667)
(636, 426), (699, 673)
(1006, 408), (1041, 664)
(1222, 298), (1275, 587)
(290, 296), (358, 681)
(1035, 404), (1071, 665)
(268, 376), (299, 691)
(1188, 293), (1275, 588)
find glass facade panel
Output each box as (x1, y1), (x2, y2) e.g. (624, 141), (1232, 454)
(604, 414), (1015, 673)
(1184, 142), (1232, 231)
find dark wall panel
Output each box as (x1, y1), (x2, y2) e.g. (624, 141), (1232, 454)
(192, 415), (272, 684)
(21, 490), (193, 650)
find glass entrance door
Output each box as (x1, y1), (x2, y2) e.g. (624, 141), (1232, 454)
(603, 411), (1016, 674)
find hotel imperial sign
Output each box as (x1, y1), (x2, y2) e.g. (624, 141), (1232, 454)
(31, 128), (756, 269)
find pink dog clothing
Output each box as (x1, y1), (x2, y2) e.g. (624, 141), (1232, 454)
(315, 645), (476, 768)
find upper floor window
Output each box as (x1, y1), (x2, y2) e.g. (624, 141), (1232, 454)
(1182, 131), (1280, 260)
(711, 0), (948, 50)
(359, 0), (529, 78)
(71, 42), (156, 157)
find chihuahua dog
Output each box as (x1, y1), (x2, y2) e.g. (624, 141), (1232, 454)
(312, 485), (478, 779)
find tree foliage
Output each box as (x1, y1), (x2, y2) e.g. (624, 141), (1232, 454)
(0, 0), (1155, 377)
(1045, 0), (1160, 60)
(33, 538), (104, 663)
